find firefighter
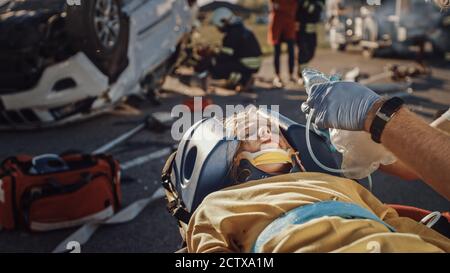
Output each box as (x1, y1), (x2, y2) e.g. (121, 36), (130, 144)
(296, 0), (325, 85)
(268, 0), (298, 88)
(206, 8), (262, 92)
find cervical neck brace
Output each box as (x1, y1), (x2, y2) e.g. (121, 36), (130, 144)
(238, 149), (293, 167)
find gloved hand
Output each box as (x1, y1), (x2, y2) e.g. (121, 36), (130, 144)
(301, 68), (382, 131)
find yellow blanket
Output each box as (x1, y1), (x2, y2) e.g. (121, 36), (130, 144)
(186, 172), (450, 253)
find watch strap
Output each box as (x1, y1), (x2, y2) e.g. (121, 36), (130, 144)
(370, 97), (405, 143)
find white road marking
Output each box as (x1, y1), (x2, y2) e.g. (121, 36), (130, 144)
(93, 123), (146, 154)
(152, 112), (174, 123)
(93, 113), (173, 155)
(120, 147), (172, 171)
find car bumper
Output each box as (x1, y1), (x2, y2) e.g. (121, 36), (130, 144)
(0, 52), (110, 128)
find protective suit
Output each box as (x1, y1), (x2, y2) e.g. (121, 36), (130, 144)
(211, 21), (262, 88)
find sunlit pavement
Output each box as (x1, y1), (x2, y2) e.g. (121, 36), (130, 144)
(0, 49), (448, 252)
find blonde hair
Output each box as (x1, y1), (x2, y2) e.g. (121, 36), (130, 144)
(223, 105), (284, 181)
(223, 105), (281, 141)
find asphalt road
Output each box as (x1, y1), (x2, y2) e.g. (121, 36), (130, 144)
(0, 48), (449, 253)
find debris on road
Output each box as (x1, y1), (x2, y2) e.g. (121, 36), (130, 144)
(386, 63), (432, 82)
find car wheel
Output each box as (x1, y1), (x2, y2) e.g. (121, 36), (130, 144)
(65, 0), (129, 82)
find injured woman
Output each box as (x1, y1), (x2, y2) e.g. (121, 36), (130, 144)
(162, 99), (450, 253)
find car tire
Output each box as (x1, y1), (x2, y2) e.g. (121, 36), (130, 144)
(65, 0), (129, 82)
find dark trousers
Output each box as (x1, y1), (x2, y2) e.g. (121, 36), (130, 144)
(210, 60), (257, 86)
(274, 40), (295, 76)
(297, 30), (318, 70)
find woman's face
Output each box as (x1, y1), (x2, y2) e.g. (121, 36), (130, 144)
(240, 126), (288, 151)
(238, 126), (292, 174)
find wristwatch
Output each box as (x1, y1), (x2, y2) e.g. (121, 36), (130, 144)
(370, 97), (405, 143)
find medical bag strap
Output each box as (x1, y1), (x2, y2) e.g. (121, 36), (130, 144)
(96, 154), (121, 210)
(52, 187), (166, 253)
(161, 152), (192, 225)
(1, 156), (21, 167)
(252, 201), (396, 253)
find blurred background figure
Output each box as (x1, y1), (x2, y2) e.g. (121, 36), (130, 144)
(268, 0), (298, 88)
(199, 7), (263, 92)
(325, 0), (449, 60)
(296, 0), (325, 85)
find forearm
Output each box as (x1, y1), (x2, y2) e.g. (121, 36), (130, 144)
(366, 105), (450, 199)
(380, 109), (450, 181)
(380, 160), (420, 181)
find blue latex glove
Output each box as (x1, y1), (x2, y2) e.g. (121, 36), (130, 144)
(301, 68), (381, 131)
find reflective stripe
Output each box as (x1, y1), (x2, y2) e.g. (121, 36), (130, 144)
(228, 72), (242, 85)
(305, 23), (317, 33)
(221, 47), (234, 56)
(240, 57), (262, 69)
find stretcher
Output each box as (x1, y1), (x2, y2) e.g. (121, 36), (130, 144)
(162, 110), (450, 246)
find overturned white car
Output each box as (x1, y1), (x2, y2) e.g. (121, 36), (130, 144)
(0, 0), (197, 128)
